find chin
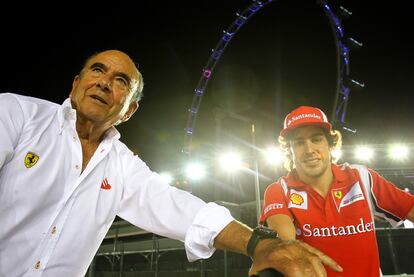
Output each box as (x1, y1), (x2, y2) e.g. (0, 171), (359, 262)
(308, 172), (325, 178)
(302, 166), (324, 177)
(81, 112), (106, 123)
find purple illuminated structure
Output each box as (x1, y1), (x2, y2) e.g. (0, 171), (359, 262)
(183, 0), (363, 155)
(319, 0), (364, 131)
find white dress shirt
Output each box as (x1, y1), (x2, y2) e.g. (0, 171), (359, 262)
(0, 93), (234, 277)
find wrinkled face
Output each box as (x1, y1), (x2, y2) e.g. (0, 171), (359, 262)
(289, 126), (332, 179)
(70, 50), (140, 127)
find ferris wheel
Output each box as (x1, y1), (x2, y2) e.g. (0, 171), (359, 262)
(182, 0), (363, 156)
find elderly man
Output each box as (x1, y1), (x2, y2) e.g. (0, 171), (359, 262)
(0, 50), (341, 277)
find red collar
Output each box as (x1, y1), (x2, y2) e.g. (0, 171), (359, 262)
(283, 164), (358, 189)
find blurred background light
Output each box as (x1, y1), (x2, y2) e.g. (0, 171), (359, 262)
(389, 144), (409, 160)
(219, 151), (242, 172)
(185, 162), (206, 180)
(355, 146), (374, 161)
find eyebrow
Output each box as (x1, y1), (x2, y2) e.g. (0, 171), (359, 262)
(293, 132), (324, 141)
(89, 62), (132, 85)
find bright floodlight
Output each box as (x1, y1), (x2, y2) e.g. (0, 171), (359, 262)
(389, 144), (409, 160)
(160, 172), (173, 184)
(264, 146), (283, 165)
(331, 149), (343, 161)
(355, 146), (374, 161)
(185, 162), (206, 180)
(219, 151), (242, 172)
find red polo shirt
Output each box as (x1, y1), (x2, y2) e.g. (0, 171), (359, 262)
(260, 163), (414, 277)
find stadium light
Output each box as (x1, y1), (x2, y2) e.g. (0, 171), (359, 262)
(263, 146), (283, 165)
(219, 151), (242, 172)
(355, 146), (374, 161)
(185, 162), (206, 181)
(389, 144), (409, 160)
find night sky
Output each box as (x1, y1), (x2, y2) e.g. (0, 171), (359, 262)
(1, 1), (413, 200)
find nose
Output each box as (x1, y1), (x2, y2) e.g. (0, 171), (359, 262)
(96, 75), (112, 92)
(304, 140), (315, 153)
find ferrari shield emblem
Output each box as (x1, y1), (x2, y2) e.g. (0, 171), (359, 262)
(24, 152), (39, 168)
(334, 191), (342, 199)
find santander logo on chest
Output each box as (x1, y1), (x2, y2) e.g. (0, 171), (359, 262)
(100, 178), (112, 190)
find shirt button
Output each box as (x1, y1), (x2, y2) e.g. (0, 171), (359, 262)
(34, 261), (41, 269)
(72, 136), (76, 141)
(51, 226), (57, 234)
(75, 165), (80, 170)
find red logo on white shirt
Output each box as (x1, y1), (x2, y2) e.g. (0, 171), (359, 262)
(100, 178), (111, 190)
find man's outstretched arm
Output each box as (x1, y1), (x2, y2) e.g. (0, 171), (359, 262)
(407, 206), (414, 222)
(213, 220), (342, 277)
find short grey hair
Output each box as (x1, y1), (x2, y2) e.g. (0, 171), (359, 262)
(131, 69), (144, 102)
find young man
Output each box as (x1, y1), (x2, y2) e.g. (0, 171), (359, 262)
(0, 50), (341, 277)
(260, 106), (414, 277)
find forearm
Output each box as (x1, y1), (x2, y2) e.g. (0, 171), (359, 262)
(266, 214), (296, 240)
(406, 206), (414, 222)
(213, 220), (252, 255)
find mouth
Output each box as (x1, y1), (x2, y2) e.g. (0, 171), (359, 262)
(303, 158), (320, 166)
(89, 95), (108, 105)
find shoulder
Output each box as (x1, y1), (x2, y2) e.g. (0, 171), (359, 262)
(337, 162), (369, 176)
(0, 93), (58, 107)
(338, 163), (380, 188)
(344, 163), (367, 171)
(265, 178), (288, 196)
(0, 93), (59, 116)
(112, 140), (149, 170)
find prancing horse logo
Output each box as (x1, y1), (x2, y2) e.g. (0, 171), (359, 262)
(334, 191), (343, 199)
(25, 152), (39, 168)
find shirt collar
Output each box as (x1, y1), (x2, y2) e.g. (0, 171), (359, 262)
(284, 163), (356, 189)
(57, 98), (121, 141)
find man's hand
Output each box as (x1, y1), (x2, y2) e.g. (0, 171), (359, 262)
(249, 238), (342, 277)
(214, 221), (342, 277)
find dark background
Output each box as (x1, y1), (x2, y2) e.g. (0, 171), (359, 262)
(1, 2), (413, 275)
(1, 0), (413, 202)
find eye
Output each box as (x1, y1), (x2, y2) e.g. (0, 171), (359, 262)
(312, 136), (324, 144)
(114, 77), (129, 90)
(91, 67), (104, 74)
(115, 77), (127, 86)
(293, 140), (305, 147)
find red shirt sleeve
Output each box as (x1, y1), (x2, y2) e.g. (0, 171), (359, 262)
(260, 180), (292, 224)
(368, 168), (414, 220)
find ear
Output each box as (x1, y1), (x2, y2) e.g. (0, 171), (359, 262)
(122, 101), (139, 123)
(69, 75), (80, 97)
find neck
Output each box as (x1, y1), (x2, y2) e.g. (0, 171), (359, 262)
(75, 115), (110, 144)
(298, 166), (333, 197)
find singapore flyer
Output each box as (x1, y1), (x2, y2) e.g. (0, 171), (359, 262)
(183, 0), (362, 157)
